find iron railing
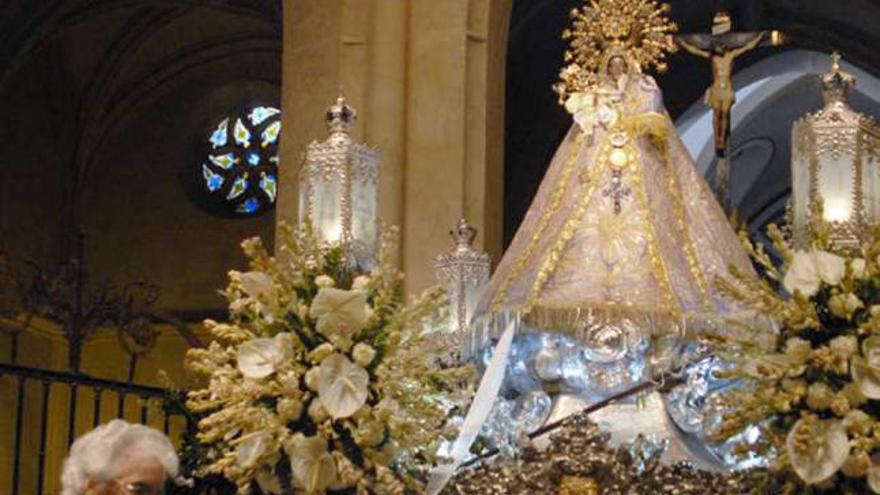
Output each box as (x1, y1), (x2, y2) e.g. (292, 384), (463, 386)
(0, 360), (191, 495)
(0, 322), (204, 495)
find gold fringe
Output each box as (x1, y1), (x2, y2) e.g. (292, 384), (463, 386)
(523, 303), (683, 339)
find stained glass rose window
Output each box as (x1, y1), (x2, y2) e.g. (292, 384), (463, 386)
(202, 106), (281, 215)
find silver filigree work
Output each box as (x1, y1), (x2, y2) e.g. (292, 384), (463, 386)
(434, 219), (492, 335)
(446, 413), (762, 495)
(298, 96), (381, 269)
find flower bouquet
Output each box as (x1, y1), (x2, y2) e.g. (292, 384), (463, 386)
(185, 225), (473, 494)
(711, 224), (880, 493)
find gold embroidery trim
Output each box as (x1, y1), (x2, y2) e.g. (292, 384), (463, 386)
(621, 112), (667, 154)
(521, 138), (605, 315)
(490, 131), (585, 313)
(662, 121), (716, 313)
(519, 110), (681, 318)
(522, 303), (715, 340)
(628, 129), (681, 318)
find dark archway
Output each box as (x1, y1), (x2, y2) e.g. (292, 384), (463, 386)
(0, 0), (282, 318)
(505, 0), (880, 247)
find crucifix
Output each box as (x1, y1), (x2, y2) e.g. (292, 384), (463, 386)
(675, 11), (785, 212)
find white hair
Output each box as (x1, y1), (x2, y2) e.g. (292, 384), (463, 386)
(60, 419), (179, 495)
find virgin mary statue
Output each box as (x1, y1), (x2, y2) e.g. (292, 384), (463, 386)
(423, 4), (760, 487)
(468, 1), (756, 375)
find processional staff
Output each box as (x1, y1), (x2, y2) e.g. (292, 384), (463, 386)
(675, 11), (785, 213)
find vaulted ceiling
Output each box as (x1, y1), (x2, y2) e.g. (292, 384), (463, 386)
(505, 0), (880, 246)
(4, 0), (880, 315)
(0, 0), (282, 319)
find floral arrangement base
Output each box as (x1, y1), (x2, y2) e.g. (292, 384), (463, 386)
(182, 225), (473, 494)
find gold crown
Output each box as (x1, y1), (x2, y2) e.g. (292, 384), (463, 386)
(555, 0), (677, 101)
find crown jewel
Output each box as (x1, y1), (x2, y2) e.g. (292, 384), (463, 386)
(325, 95), (357, 133)
(451, 218), (478, 250)
(821, 53), (856, 104)
(555, 0), (677, 102)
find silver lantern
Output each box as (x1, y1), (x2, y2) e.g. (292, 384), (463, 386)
(298, 96), (381, 268)
(791, 53), (880, 251)
(434, 219), (491, 335)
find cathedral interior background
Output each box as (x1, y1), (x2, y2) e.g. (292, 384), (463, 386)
(2, 0), (880, 493)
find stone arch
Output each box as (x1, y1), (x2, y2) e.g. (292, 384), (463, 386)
(674, 50), (880, 230)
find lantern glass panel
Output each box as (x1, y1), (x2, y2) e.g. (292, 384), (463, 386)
(817, 150), (855, 222)
(433, 219), (492, 335)
(351, 172), (378, 249)
(863, 147), (880, 225)
(312, 177), (346, 243)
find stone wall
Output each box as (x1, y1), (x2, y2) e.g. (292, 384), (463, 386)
(277, 0), (512, 293)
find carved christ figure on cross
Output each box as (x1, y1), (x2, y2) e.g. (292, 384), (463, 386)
(676, 12), (784, 157)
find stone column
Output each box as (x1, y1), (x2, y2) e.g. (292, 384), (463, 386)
(276, 0), (345, 232)
(365, 0), (407, 233)
(403, 0), (470, 292)
(277, 0), (511, 294)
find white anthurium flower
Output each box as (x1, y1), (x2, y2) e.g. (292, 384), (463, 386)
(286, 434), (338, 493)
(784, 249), (846, 297)
(868, 466), (880, 494)
(852, 337), (880, 399)
(235, 431), (271, 468)
(237, 333), (293, 379)
(786, 418), (849, 485)
(240, 271), (275, 299)
(309, 288), (370, 339)
(317, 353), (370, 419)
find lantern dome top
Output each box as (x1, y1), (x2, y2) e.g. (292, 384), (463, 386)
(325, 95), (357, 133)
(452, 218), (478, 251)
(435, 218), (491, 270)
(821, 53), (856, 104)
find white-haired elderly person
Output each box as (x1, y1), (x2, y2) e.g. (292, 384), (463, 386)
(61, 419), (182, 495)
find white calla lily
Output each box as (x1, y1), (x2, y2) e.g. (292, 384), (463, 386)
(786, 418), (849, 484)
(784, 249), (846, 297)
(309, 288), (370, 339)
(236, 333), (292, 379)
(317, 353), (370, 419)
(235, 431), (271, 468)
(286, 434), (338, 493)
(852, 337), (880, 399)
